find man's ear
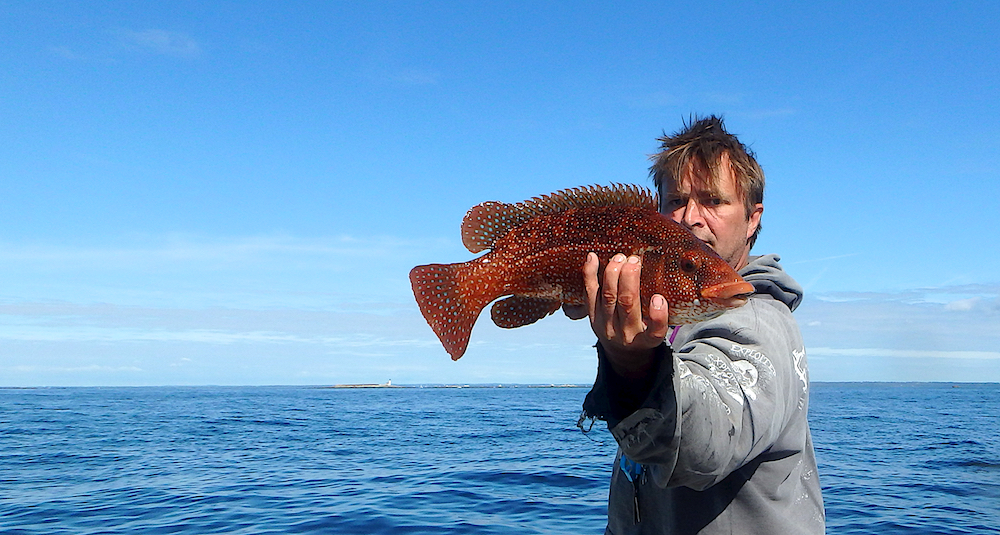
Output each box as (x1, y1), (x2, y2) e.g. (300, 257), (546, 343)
(746, 203), (763, 240)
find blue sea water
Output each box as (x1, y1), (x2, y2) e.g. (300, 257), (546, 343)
(1, 383), (998, 534)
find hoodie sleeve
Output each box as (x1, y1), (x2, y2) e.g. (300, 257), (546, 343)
(588, 292), (810, 491)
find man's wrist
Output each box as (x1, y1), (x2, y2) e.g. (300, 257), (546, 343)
(603, 344), (657, 380)
(594, 342), (670, 422)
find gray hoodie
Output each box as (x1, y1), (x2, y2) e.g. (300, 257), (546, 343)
(583, 254), (825, 534)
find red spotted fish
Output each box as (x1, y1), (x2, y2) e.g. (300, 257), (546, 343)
(409, 184), (755, 360)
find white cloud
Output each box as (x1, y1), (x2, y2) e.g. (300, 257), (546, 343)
(789, 253), (861, 265)
(122, 29), (200, 57)
(11, 364), (143, 374)
(0, 232), (456, 309)
(738, 108), (797, 120)
(48, 46), (84, 60)
(0, 233), (449, 267)
(945, 297), (979, 311)
(0, 292), (601, 386)
(390, 68), (439, 85)
(1, 233), (997, 386)
(703, 91), (745, 105)
(808, 347), (1000, 361)
(0, 325), (307, 344)
(630, 91), (679, 109)
(796, 284), (1000, 381)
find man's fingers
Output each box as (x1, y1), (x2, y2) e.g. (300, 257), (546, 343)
(615, 255), (641, 312)
(600, 253), (627, 340)
(643, 294), (671, 342)
(582, 252), (601, 321)
(581, 252), (669, 353)
(615, 255), (646, 344)
(601, 253), (626, 311)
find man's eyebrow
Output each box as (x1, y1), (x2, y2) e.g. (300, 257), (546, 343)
(696, 186), (729, 199)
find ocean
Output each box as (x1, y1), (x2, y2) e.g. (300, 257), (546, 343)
(1, 383), (998, 534)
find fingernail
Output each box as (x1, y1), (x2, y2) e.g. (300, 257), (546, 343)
(627, 255), (640, 264)
(612, 253), (625, 263)
(652, 295), (665, 310)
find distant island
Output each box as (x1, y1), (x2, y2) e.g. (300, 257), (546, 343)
(329, 380), (398, 389)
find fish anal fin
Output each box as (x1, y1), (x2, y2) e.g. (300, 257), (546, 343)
(490, 296), (562, 329)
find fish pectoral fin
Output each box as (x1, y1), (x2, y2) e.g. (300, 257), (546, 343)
(490, 296), (562, 329)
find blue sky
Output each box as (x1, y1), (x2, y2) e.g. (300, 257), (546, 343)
(2, 1), (998, 386)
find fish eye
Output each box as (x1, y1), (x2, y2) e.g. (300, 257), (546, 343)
(680, 257), (698, 273)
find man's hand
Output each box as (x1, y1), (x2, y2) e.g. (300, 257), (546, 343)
(582, 252), (670, 379)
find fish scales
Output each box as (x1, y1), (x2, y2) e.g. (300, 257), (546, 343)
(410, 184), (754, 360)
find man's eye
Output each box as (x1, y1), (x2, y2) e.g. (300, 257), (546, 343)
(665, 198), (684, 207)
(708, 198), (723, 206)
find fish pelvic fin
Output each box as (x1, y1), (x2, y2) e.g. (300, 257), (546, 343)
(461, 184), (657, 253)
(409, 261), (502, 360)
(490, 296), (562, 329)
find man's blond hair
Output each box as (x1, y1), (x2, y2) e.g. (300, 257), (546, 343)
(649, 115), (765, 248)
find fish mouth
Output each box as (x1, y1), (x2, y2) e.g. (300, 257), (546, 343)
(701, 280), (755, 307)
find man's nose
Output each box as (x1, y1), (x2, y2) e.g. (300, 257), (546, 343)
(681, 198), (704, 227)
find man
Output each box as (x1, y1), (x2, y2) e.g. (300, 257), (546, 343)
(572, 116), (825, 534)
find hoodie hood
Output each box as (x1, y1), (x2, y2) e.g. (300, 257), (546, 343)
(740, 254), (804, 312)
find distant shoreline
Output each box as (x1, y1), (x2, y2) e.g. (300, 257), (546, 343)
(325, 382), (585, 389)
(3, 382), (997, 390)
(327, 380), (398, 389)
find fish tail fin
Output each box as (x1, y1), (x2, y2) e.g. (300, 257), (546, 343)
(409, 261), (502, 360)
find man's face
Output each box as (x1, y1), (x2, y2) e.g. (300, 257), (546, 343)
(659, 153), (762, 270)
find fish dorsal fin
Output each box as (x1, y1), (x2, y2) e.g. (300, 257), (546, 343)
(460, 183), (657, 253)
(461, 201), (530, 253)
